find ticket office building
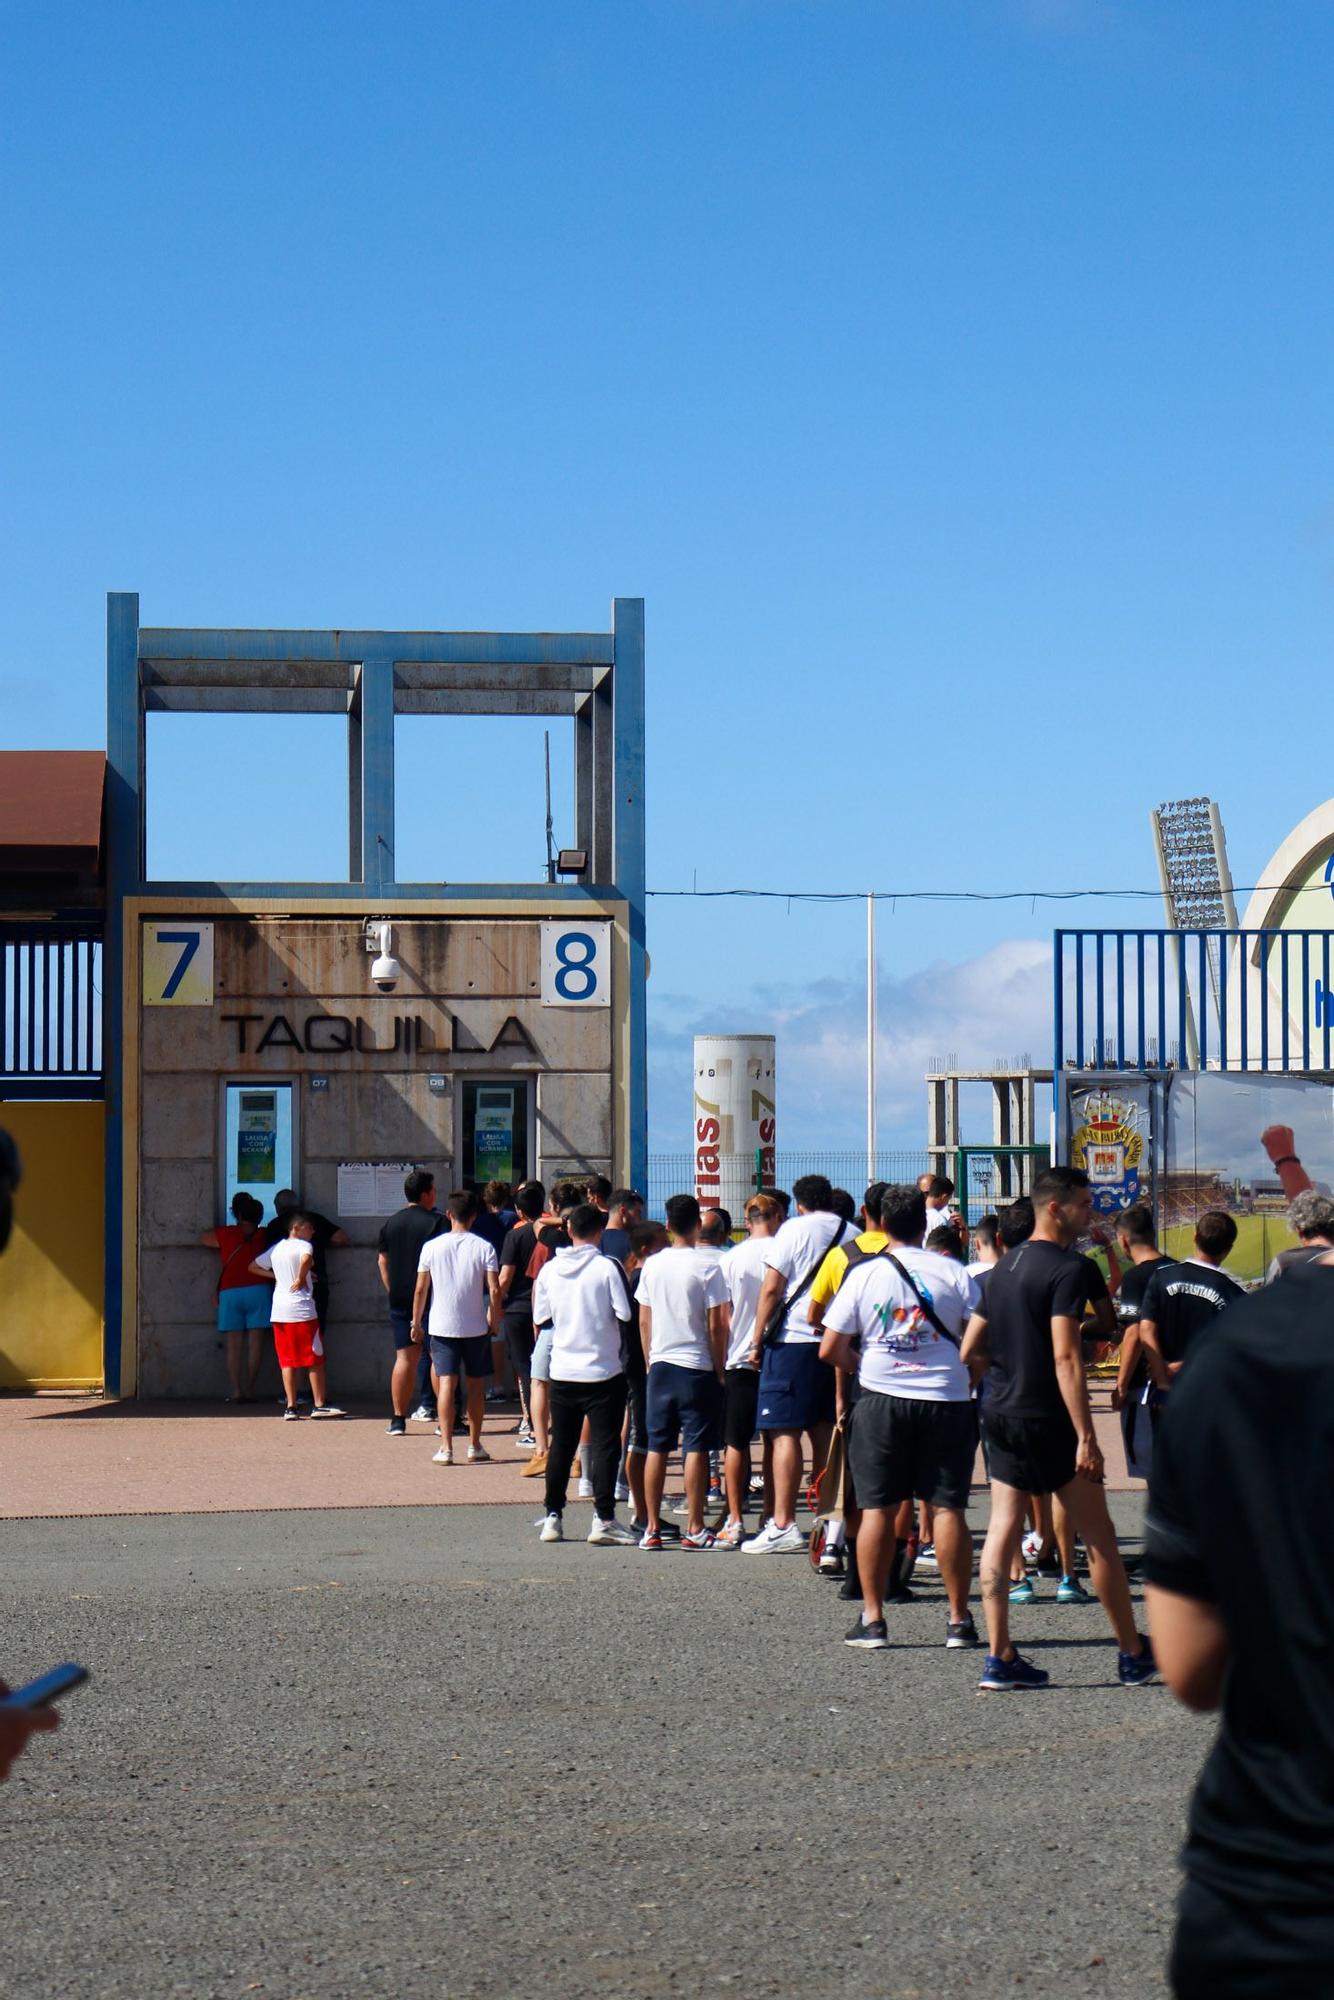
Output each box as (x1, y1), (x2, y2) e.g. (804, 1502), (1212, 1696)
(133, 904), (631, 1400)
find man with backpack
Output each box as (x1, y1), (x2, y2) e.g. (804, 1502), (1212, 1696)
(819, 1183), (981, 1649)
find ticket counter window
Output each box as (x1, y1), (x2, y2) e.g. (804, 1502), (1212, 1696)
(222, 1083), (294, 1223)
(462, 1081), (529, 1189)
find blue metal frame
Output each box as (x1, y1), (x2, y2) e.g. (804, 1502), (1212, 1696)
(104, 591), (648, 1391)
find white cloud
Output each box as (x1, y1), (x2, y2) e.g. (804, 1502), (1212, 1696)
(648, 935), (1054, 1152)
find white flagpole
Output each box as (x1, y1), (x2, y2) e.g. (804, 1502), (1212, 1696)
(867, 892), (877, 1183)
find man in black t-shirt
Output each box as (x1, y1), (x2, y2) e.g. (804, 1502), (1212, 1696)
(961, 1165), (1155, 1692)
(496, 1180), (547, 1449)
(1139, 1212), (1244, 1403)
(1111, 1203), (1172, 1480)
(1146, 1258), (1334, 1995)
(377, 1170), (444, 1435)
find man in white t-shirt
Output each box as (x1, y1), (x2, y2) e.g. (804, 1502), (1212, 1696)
(530, 1202), (636, 1546)
(716, 1193), (783, 1548)
(742, 1175), (852, 1554)
(637, 1193), (729, 1550)
(820, 1183), (980, 1650)
(919, 1172), (962, 1240)
(251, 1214), (346, 1420)
(411, 1189), (500, 1466)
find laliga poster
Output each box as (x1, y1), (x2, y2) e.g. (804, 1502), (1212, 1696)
(1068, 1083), (1151, 1216)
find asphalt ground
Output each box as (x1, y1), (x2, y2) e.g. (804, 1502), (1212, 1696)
(1, 1493), (1210, 2000)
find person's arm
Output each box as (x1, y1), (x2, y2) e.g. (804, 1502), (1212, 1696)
(485, 1268), (501, 1336)
(1143, 1586), (1229, 1711)
(376, 1252), (391, 1295)
(1089, 1224), (1122, 1298)
(329, 1228), (350, 1248)
(411, 1267), (431, 1338)
(638, 1300), (653, 1367)
(1113, 1323), (1143, 1410)
(199, 1228), (221, 1251)
(248, 1253), (274, 1282)
(958, 1309), (989, 1383)
(707, 1304), (726, 1380)
(495, 1262), (517, 1307)
(818, 1321), (858, 1376)
(1262, 1124), (1312, 1199)
(1137, 1314), (1171, 1391)
(296, 1247), (314, 1298)
(748, 1266), (786, 1367)
(0, 1694), (58, 1780)
(1051, 1313), (1102, 1480)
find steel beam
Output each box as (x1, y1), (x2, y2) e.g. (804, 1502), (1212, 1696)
(138, 629), (615, 667)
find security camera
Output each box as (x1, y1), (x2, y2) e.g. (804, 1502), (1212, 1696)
(366, 920), (402, 994)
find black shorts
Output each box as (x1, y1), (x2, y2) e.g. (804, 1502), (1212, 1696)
(979, 1408), (1077, 1495)
(723, 1367), (759, 1451)
(847, 1391), (978, 1511)
(1171, 1871), (1334, 1998)
(626, 1369), (648, 1455)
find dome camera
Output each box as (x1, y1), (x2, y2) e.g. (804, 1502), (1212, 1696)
(365, 919), (402, 994)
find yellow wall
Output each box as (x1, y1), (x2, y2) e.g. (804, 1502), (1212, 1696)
(0, 1102), (105, 1390)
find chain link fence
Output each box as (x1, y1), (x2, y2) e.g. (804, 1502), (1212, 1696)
(645, 1148), (1044, 1225)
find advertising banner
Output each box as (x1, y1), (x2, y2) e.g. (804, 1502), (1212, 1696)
(236, 1092), (277, 1185)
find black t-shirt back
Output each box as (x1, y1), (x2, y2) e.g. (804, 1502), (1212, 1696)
(1145, 1262), (1334, 1916)
(980, 1237), (1094, 1421)
(499, 1222), (541, 1313)
(377, 1205), (445, 1310)
(1112, 1253), (1171, 1389)
(1139, 1258), (1245, 1366)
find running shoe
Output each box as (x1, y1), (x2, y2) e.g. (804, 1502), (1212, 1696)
(432, 1447), (453, 1465)
(630, 1517), (681, 1542)
(587, 1517), (637, 1546)
(283, 1405), (300, 1421)
(1117, 1636), (1159, 1687)
(409, 1405), (435, 1424)
(818, 1545), (845, 1576)
(614, 1479), (630, 1503)
(1057, 1575), (1091, 1604)
(310, 1405), (345, 1419)
(916, 1543), (939, 1571)
(515, 1425), (537, 1450)
(538, 1513), (563, 1543)
(715, 1519), (744, 1549)
(521, 1452), (548, 1478)
(577, 1477), (595, 1499)
(741, 1520), (806, 1555)
(1021, 1530), (1044, 1562)
(945, 1616), (980, 1649)
(466, 1443), (492, 1463)
(681, 1528), (717, 1550)
(844, 1615), (889, 1651)
(977, 1651), (1050, 1691)
(638, 1528), (664, 1552)
(1008, 1578), (1036, 1605)
(386, 1416), (407, 1437)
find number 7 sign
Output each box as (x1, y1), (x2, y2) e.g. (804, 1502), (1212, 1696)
(143, 922), (214, 1006)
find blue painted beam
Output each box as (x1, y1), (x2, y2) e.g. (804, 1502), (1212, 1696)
(612, 597), (647, 1190)
(359, 658), (395, 893)
(137, 630), (615, 667)
(136, 880), (617, 903)
(104, 590), (141, 1396)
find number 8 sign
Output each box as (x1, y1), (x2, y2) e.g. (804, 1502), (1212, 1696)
(540, 922), (610, 1008)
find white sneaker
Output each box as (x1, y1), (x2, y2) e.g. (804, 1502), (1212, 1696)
(577, 1477), (594, 1499)
(587, 1517), (637, 1545)
(742, 1519), (807, 1555)
(310, 1404), (345, 1419)
(539, 1513), (563, 1543)
(614, 1479), (630, 1503)
(466, 1443), (491, 1463)
(410, 1406), (436, 1424)
(1021, 1529), (1044, 1562)
(432, 1447), (453, 1465)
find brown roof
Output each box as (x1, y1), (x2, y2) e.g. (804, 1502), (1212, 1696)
(0, 752), (106, 872)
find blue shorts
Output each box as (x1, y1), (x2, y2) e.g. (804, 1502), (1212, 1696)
(757, 1340), (836, 1433)
(389, 1306), (417, 1352)
(646, 1361), (722, 1456)
(530, 1327), (554, 1385)
(218, 1284), (272, 1333)
(428, 1334), (493, 1380)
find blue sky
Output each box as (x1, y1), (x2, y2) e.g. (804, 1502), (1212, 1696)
(4, 0), (1333, 1153)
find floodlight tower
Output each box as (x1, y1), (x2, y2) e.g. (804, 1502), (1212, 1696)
(1150, 797), (1238, 1066)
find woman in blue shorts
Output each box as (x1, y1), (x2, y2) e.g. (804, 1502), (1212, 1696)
(201, 1193), (272, 1401)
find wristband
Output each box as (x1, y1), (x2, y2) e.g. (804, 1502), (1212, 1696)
(1274, 1155), (1299, 1168)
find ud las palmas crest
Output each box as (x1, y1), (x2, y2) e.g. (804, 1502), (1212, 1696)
(1070, 1090), (1145, 1215)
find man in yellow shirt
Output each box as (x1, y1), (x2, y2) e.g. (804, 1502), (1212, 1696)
(807, 1183), (888, 1577)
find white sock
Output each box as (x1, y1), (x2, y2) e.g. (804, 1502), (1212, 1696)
(826, 1520), (847, 1553)
(579, 1443), (591, 1476)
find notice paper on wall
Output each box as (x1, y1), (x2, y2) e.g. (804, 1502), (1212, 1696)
(336, 1161), (416, 1217)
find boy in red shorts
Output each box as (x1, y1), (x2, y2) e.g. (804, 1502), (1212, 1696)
(252, 1214), (345, 1420)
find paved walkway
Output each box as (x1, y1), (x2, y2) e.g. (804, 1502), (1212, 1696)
(0, 1392), (1141, 1518)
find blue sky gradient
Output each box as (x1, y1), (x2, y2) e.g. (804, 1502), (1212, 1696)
(4, 1), (1332, 1149)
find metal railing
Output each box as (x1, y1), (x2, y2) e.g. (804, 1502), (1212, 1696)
(0, 926), (104, 1098)
(1054, 927), (1334, 1075)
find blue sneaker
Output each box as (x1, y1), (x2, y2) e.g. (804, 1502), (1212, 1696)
(1056, 1574), (1091, 1604)
(1008, 1578), (1036, 1605)
(978, 1651), (1050, 1692)
(1118, 1636), (1159, 1687)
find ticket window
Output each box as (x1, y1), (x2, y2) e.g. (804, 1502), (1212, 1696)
(461, 1080), (530, 1190)
(222, 1082), (295, 1224)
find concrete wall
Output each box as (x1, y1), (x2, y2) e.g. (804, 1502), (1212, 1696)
(138, 916), (614, 1399)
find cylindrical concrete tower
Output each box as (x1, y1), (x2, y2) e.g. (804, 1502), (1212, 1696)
(693, 1035), (777, 1221)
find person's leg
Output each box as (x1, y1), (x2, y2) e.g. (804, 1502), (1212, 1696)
(589, 1378), (627, 1519)
(933, 1508), (973, 1625)
(855, 1506), (896, 1624)
(682, 1449), (709, 1537)
(309, 1361), (328, 1406)
(414, 1342), (434, 1412)
(644, 1450), (668, 1534)
(466, 1373), (487, 1449)
(279, 1364), (300, 1409)
(389, 1316), (416, 1419)
(225, 1330), (244, 1400)
(531, 1378), (549, 1454)
(1057, 1478), (1139, 1653)
(760, 1432), (775, 1521)
(438, 1363), (458, 1443)
(1053, 1492), (1078, 1577)
(544, 1379), (583, 1518)
(978, 1479), (1030, 1660)
(724, 1442), (749, 1524)
(807, 1418), (833, 1490)
(770, 1432), (803, 1529)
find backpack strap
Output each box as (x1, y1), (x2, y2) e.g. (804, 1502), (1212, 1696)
(762, 1216), (851, 1348)
(883, 1252), (962, 1349)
